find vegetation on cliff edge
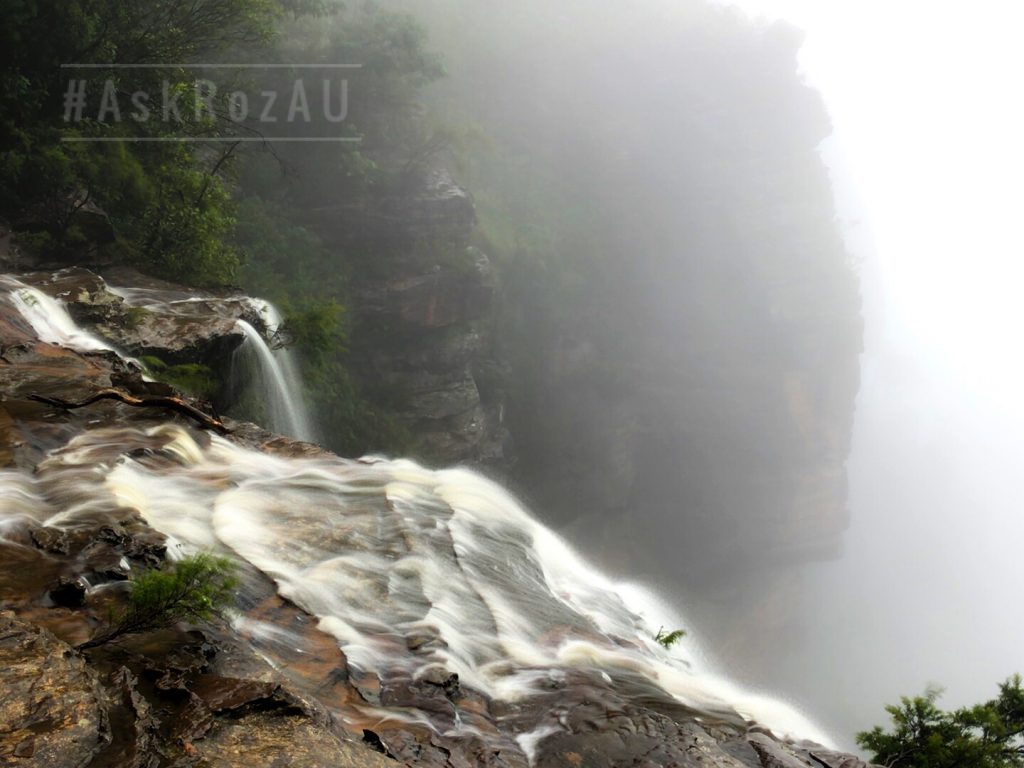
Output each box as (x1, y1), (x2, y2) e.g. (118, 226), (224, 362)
(859, 677), (1024, 768)
(78, 553), (238, 650)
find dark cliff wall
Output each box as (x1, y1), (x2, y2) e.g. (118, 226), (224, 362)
(306, 169), (511, 467)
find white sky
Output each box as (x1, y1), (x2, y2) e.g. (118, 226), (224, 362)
(729, 0), (1024, 405)
(710, 0), (1024, 743)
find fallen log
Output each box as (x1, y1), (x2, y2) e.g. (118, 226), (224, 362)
(29, 388), (230, 435)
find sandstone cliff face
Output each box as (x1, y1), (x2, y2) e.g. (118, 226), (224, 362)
(309, 169), (511, 467)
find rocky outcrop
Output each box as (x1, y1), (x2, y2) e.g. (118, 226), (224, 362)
(3, 266), (296, 430)
(307, 169), (477, 249)
(17, 267), (259, 367)
(194, 713), (395, 768)
(0, 613), (105, 766)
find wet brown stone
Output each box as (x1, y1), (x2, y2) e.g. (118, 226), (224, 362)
(190, 675), (296, 714)
(49, 576), (88, 607)
(0, 612), (105, 767)
(0, 539), (62, 606)
(232, 592), (363, 716)
(0, 341), (111, 400)
(192, 713), (397, 768)
(90, 666), (160, 768)
(32, 526), (70, 554)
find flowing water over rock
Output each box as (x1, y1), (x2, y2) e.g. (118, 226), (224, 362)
(0, 422), (832, 760)
(0, 270), (317, 442)
(0, 275), (115, 354)
(107, 284), (316, 442)
(0, 271), (874, 767)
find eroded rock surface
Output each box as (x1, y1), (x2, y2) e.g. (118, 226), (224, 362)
(313, 170), (511, 467)
(195, 713), (396, 768)
(0, 613), (105, 767)
(16, 267), (257, 366)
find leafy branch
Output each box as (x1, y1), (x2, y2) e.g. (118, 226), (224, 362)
(654, 626), (686, 649)
(77, 553), (238, 650)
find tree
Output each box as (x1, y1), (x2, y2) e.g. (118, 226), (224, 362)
(78, 553), (238, 650)
(0, 0), (316, 283)
(857, 677), (1024, 768)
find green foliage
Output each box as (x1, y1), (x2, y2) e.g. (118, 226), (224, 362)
(234, 193), (339, 299)
(79, 553), (238, 649)
(857, 677), (1024, 768)
(122, 306), (150, 330)
(140, 356), (219, 399)
(654, 627), (686, 649)
(278, 301), (346, 363)
(253, 2), (447, 204)
(133, 155), (241, 286)
(229, 2), (451, 456)
(0, 0), (317, 284)
(279, 300), (416, 456)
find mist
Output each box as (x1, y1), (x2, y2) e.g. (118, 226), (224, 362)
(3, 0), (1021, 762)
(396, 0), (1024, 747)
(717, 0), (1024, 746)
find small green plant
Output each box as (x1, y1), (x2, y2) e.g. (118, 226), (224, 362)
(78, 553), (238, 650)
(122, 306), (150, 330)
(654, 626), (686, 649)
(139, 356), (219, 398)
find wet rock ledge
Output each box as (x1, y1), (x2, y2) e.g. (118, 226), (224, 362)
(0, 264), (876, 768)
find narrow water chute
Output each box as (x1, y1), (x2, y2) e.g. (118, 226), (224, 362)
(230, 319), (317, 442)
(1, 276), (114, 353)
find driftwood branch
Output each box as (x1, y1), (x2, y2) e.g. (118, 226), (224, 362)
(29, 388), (230, 435)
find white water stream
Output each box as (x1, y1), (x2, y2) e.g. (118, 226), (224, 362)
(0, 275), (115, 354)
(1, 422), (829, 746)
(230, 317), (317, 443)
(108, 284), (316, 442)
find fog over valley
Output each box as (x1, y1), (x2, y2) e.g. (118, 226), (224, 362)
(0, 1), (1020, 766)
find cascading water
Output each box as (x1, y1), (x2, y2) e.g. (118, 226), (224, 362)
(250, 300), (311, 429)
(230, 319), (317, 442)
(0, 422), (830, 758)
(104, 283), (316, 442)
(0, 272), (836, 762)
(1, 274), (315, 442)
(0, 276), (114, 354)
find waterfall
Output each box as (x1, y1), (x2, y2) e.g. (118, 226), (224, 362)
(0, 274), (315, 442)
(103, 283), (317, 442)
(1, 276), (114, 354)
(231, 319), (316, 443)
(247, 300), (314, 439)
(0, 423), (830, 751)
(0, 273), (834, 759)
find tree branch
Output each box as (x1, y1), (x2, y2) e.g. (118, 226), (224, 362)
(29, 388), (230, 434)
